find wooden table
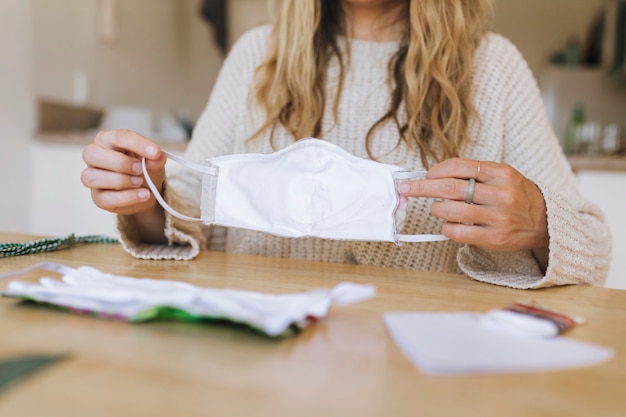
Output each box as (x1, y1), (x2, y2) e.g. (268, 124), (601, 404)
(0, 233), (624, 417)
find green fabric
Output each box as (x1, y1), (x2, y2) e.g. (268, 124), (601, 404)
(0, 354), (68, 392)
(0, 234), (118, 258)
(13, 297), (299, 339)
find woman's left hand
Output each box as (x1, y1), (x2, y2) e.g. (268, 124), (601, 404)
(398, 158), (549, 269)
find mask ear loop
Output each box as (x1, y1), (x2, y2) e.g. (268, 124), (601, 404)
(396, 233), (449, 243)
(393, 171), (449, 243)
(142, 151), (216, 223)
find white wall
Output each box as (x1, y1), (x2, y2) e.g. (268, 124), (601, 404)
(228, 0), (275, 47)
(493, 0), (606, 78)
(0, 0), (34, 233)
(31, 0), (222, 121)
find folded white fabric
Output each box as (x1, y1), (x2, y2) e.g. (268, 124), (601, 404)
(1, 263), (375, 337)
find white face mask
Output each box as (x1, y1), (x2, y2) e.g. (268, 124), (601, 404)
(144, 138), (447, 244)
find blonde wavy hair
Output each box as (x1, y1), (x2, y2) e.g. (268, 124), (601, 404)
(250, 0), (493, 167)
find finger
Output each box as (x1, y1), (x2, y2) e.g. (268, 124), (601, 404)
(84, 142), (167, 176)
(81, 167), (144, 190)
(440, 222), (492, 246)
(431, 200), (487, 225)
(441, 221), (532, 251)
(94, 129), (162, 160)
(426, 158), (487, 182)
(91, 188), (152, 214)
(399, 177), (489, 205)
(83, 144), (144, 175)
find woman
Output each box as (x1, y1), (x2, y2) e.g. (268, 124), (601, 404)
(81, 0), (611, 289)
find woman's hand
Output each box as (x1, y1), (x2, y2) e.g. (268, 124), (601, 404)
(81, 129), (167, 242)
(399, 158), (549, 271)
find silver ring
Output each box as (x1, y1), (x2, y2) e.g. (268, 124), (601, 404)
(465, 178), (476, 204)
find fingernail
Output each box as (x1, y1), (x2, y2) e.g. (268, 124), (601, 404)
(146, 146), (158, 158)
(398, 183), (410, 194)
(138, 189), (150, 200)
(132, 162), (142, 174)
(131, 176), (142, 186)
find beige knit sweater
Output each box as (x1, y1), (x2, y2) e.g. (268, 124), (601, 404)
(118, 26), (612, 289)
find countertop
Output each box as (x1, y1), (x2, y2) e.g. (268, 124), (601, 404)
(34, 130), (188, 152)
(566, 153), (626, 172)
(34, 131), (626, 172)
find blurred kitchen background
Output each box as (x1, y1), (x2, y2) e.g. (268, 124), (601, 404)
(1, 0), (625, 288)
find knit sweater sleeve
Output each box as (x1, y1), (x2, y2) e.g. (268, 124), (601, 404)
(116, 26), (271, 260)
(457, 34), (612, 289)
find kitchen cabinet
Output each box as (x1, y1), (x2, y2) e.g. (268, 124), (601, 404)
(29, 139), (117, 237)
(577, 170), (626, 290)
(29, 136), (186, 238)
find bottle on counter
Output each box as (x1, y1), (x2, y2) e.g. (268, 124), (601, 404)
(563, 104), (585, 154)
(564, 36), (582, 67)
(602, 124), (623, 154)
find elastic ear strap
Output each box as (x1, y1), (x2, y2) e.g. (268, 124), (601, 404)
(161, 151), (218, 176)
(397, 234), (449, 243)
(142, 151), (211, 223)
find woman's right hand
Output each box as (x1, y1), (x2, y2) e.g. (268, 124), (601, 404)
(81, 129), (168, 242)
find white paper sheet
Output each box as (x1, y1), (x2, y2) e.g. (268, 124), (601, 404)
(384, 312), (614, 375)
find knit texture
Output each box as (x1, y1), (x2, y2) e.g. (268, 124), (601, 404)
(117, 26), (612, 289)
